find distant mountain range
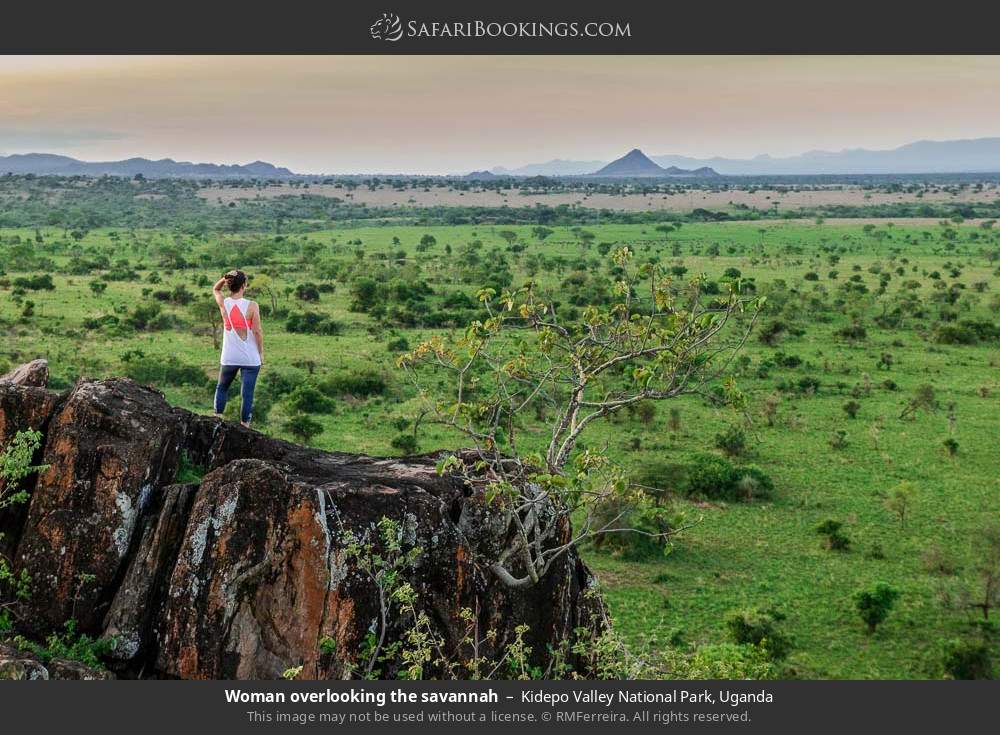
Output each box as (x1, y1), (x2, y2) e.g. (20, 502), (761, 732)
(0, 153), (295, 178)
(474, 149), (717, 179)
(491, 137), (1000, 176)
(5, 136), (1000, 179)
(591, 149), (718, 177)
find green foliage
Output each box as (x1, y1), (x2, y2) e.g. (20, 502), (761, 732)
(175, 451), (206, 484)
(941, 639), (994, 680)
(714, 424), (748, 458)
(12, 274), (54, 291)
(318, 369), (387, 398)
(286, 383), (335, 414)
(390, 434), (419, 456)
(0, 430), (47, 511)
(286, 311), (342, 335)
(3, 211), (999, 679)
(884, 481), (917, 528)
(667, 642), (777, 679)
(686, 454), (773, 502)
(284, 413), (324, 444)
(14, 619), (113, 670)
(854, 582), (900, 634)
(816, 519), (851, 551)
(123, 354), (209, 388)
(725, 608), (792, 660)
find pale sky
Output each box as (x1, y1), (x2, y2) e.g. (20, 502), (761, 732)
(1, 55), (998, 174)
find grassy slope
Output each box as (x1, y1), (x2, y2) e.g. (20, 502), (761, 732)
(2, 220), (998, 678)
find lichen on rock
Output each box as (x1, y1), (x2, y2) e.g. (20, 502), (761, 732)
(0, 365), (603, 679)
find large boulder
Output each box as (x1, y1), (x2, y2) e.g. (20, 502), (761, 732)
(15, 379), (189, 633)
(0, 359), (49, 388)
(0, 365), (603, 679)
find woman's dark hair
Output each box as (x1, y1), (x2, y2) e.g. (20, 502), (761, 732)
(224, 270), (248, 293)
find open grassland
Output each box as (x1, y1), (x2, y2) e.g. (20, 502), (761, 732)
(197, 180), (1000, 215)
(2, 219), (998, 678)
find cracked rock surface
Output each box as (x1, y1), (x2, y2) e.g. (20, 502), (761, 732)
(0, 365), (601, 679)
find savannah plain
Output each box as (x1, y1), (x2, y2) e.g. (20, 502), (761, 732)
(1, 173), (998, 679)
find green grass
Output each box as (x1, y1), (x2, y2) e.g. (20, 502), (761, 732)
(2, 219), (998, 678)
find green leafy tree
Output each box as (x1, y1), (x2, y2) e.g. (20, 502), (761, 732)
(884, 481), (917, 529)
(399, 246), (760, 588)
(854, 582), (899, 634)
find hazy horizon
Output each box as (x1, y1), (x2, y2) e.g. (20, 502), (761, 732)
(2, 56), (999, 175)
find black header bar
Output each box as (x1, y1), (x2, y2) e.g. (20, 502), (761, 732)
(3, 1), (1000, 54)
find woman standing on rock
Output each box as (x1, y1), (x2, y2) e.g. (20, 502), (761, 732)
(212, 270), (263, 428)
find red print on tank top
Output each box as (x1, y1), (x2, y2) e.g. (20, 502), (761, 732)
(224, 304), (251, 339)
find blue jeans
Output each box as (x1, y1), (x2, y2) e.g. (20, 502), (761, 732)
(214, 364), (260, 424)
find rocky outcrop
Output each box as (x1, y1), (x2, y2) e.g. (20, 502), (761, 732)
(0, 364), (602, 679)
(0, 359), (49, 388)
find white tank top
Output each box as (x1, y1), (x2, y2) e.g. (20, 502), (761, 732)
(220, 297), (261, 366)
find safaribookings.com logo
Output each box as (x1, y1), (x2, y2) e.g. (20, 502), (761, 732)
(370, 13), (404, 41)
(369, 13), (631, 42)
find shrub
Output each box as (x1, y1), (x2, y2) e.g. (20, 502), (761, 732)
(733, 466), (774, 501)
(829, 430), (848, 450)
(959, 319), (1000, 341)
(284, 413), (323, 444)
(796, 375), (821, 394)
(942, 639), (994, 680)
(943, 438), (959, 457)
(667, 407), (681, 432)
(758, 320), (787, 346)
(286, 383), (335, 414)
(725, 608), (791, 660)
(82, 314), (121, 331)
(773, 352), (802, 368)
(286, 311), (342, 335)
(589, 495), (686, 562)
(687, 454), (737, 499)
(127, 303), (173, 331)
(686, 454), (773, 503)
(670, 642), (776, 680)
(714, 425), (748, 458)
(934, 323), (978, 345)
(12, 274), (54, 291)
(865, 542), (886, 560)
(835, 322), (867, 341)
(14, 619), (112, 669)
(390, 433), (419, 455)
(842, 400), (861, 419)
(319, 369), (387, 398)
(0, 430), (46, 511)
(349, 278), (379, 312)
(633, 402), (656, 425)
(386, 336), (410, 352)
(854, 582), (899, 634)
(816, 519), (851, 551)
(123, 355), (208, 388)
(632, 461), (688, 496)
(175, 451), (206, 484)
(295, 283), (321, 301)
